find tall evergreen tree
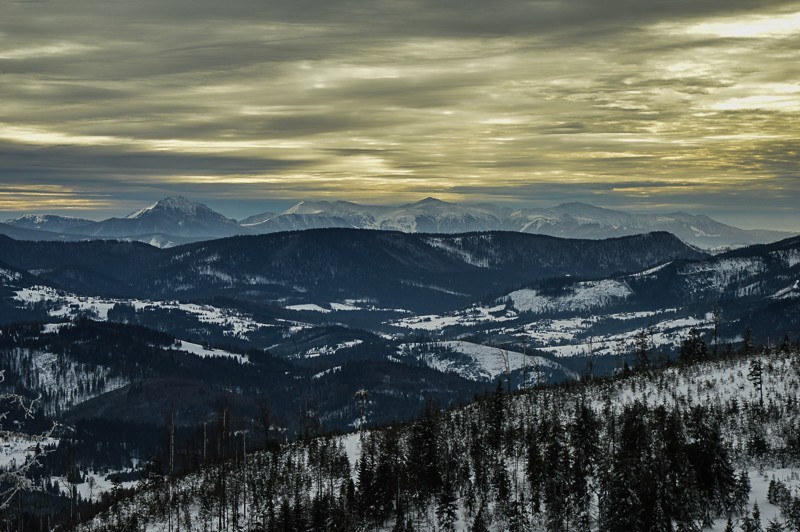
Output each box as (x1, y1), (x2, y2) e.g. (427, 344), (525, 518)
(680, 327), (708, 365)
(568, 400), (599, 531)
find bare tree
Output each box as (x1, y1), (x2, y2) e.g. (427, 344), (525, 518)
(496, 347), (512, 393)
(711, 304), (723, 357)
(0, 370), (58, 510)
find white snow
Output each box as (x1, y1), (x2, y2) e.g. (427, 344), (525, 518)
(286, 302), (363, 312)
(771, 249), (800, 268)
(399, 279), (468, 296)
(423, 236), (492, 268)
(312, 366), (342, 379)
(175, 341), (248, 364)
(392, 304), (515, 330)
(771, 280), (800, 300)
(54, 470), (139, 503)
(0, 434), (58, 470)
(681, 257), (768, 297)
(14, 286), (116, 319)
(12, 286), (272, 340)
(399, 340), (576, 382)
(299, 340), (363, 359)
(507, 279), (632, 314)
(629, 261), (672, 277)
(330, 302), (360, 311)
(286, 303), (331, 313)
(0, 268), (21, 282)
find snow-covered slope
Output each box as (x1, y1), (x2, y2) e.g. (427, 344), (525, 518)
(397, 340), (578, 383)
(245, 198), (792, 248)
(80, 347), (800, 532)
(507, 279), (633, 314)
(4, 197), (793, 247)
(5, 214), (97, 233)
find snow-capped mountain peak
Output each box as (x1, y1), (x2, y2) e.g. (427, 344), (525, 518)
(126, 196), (205, 219)
(4, 213), (97, 233)
(59, 196), (244, 239)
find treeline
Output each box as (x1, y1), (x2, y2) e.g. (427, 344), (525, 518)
(78, 391), (750, 531)
(81, 343), (800, 531)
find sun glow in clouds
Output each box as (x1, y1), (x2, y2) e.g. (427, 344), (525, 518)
(683, 11), (800, 38)
(1, 0), (799, 228)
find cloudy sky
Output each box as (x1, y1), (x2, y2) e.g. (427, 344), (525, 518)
(1, 0), (799, 229)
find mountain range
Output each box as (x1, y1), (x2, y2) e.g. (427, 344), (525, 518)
(3, 196), (794, 249)
(1, 224), (798, 497)
(0, 229), (705, 313)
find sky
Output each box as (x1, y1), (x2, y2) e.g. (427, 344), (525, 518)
(1, 0), (799, 230)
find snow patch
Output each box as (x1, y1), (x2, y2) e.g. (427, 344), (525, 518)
(175, 340), (249, 364)
(507, 279), (632, 314)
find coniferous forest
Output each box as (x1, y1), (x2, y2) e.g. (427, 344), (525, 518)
(67, 339), (800, 532)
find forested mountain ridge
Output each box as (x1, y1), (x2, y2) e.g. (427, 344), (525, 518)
(77, 342), (800, 531)
(0, 319), (483, 431)
(0, 231), (798, 529)
(0, 230), (705, 312)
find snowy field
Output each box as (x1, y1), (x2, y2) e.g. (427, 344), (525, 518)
(397, 340), (577, 382)
(0, 434), (58, 471)
(13, 286), (274, 340)
(174, 340), (249, 364)
(295, 339), (364, 359)
(392, 304), (516, 330)
(506, 279), (633, 314)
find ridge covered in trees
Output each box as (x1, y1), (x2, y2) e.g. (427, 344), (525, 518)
(75, 339), (800, 531)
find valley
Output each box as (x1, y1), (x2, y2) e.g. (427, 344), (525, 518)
(0, 226), (798, 529)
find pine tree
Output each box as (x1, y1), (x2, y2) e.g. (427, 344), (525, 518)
(660, 409), (701, 530)
(765, 517), (784, 532)
(525, 421), (543, 515)
(680, 327), (708, 365)
(686, 408), (736, 521)
(436, 477), (458, 532)
(568, 400), (599, 531)
(634, 327), (653, 369)
(723, 516), (735, 532)
(748, 357), (764, 407)
(542, 416), (569, 531)
(408, 397), (442, 510)
(742, 327), (756, 356)
(471, 505), (490, 532)
(734, 471), (751, 515)
(741, 502), (763, 532)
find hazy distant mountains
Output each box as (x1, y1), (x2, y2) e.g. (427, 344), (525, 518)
(3, 196), (794, 248)
(243, 197), (793, 248)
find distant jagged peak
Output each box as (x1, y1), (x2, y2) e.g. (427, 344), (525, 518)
(551, 202), (628, 216)
(127, 196), (220, 220)
(284, 200), (337, 215)
(7, 213), (94, 225)
(552, 201), (602, 210)
(412, 197), (449, 206)
(282, 199), (378, 216)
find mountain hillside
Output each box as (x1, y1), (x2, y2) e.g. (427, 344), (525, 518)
(6, 196), (794, 248)
(0, 221), (83, 242)
(77, 342), (800, 532)
(67, 196), (243, 238)
(5, 214), (97, 233)
(247, 199), (794, 248)
(0, 230), (706, 312)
